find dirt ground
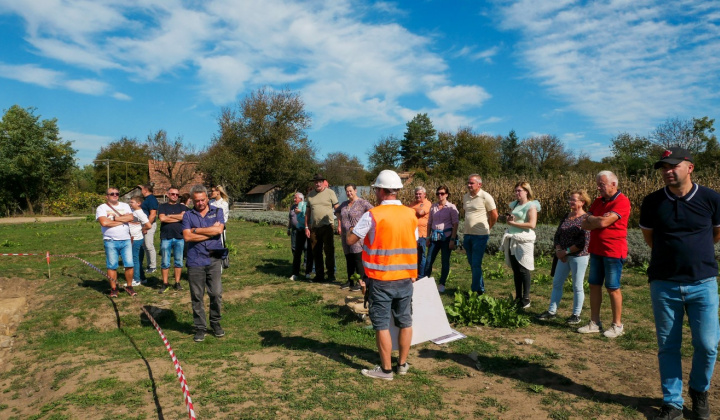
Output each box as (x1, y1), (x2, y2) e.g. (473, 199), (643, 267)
(1, 277), (717, 419)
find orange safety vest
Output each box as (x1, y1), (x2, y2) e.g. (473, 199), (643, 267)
(362, 205), (418, 281)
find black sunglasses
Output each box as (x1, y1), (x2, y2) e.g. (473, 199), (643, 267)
(107, 192), (119, 196)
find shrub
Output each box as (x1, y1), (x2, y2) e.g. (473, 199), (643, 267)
(233, 210), (287, 226)
(46, 192), (105, 216)
(445, 292), (530, 328)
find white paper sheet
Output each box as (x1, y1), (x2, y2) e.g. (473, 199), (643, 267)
(389, 276), (459, 350)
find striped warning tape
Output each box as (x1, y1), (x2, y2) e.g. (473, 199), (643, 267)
(1, 251), (197, 420)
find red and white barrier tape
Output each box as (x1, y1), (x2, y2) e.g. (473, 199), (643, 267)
(1, 252), (197, 419)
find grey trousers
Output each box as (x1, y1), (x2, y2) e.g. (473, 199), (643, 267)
(188, 258), (223, 331)
(142, 222), (157, 270)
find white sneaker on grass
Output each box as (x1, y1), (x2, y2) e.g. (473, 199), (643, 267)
(438, 284), (445, 293)
(577, 320), (602, 334)
(603, 323), (624, 338)
(361, 366), (393, 381)
(396, 362), (410, 375)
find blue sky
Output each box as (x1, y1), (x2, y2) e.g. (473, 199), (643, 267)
(1, 0), (718, 167)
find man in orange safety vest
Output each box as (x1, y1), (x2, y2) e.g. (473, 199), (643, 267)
(346, 169), (418, 381)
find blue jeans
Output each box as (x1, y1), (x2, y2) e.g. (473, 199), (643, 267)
(416, 238), (427, 276)
(463, 234), (489, 292)
(588, 254), (624, 289)
(103, 239), (133, 270)
(548, 255), (588, 316)
(425, 237), (452, 285)
(650, 278), (720, 409)
(161, 238), (185, 269)
(132, 239), (145, 282)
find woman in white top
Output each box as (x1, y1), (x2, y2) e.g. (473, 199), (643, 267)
(210, 185), (230, 223)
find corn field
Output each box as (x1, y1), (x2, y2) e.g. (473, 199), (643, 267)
(396, 169), (720, 227)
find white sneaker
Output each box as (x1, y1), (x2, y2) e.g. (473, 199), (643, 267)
(124, 281), (142, 287)
(577, 320), (602, 334)
(289, 275), (297, 281)
(438, 284), (445, 293)
(603, 323), (624, 338)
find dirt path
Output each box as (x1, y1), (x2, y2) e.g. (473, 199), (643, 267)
(0, 216), (85, 224)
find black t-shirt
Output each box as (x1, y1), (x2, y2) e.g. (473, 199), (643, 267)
(158, 203), (185, 240)
(639, 184), (720, 283)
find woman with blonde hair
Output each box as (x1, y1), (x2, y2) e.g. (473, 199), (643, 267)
(501, 181), (541, 309)
(210, 185), (230, 223)
(538, 189), (592, 324)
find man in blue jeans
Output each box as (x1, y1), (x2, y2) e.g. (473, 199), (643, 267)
(158, 187), (186, 294)
(96, 187), (137, 298)
(640, 147), (720, 420)
(462, 174), (498, 295)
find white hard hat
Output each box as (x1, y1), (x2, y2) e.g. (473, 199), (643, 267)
(371, 170), (404, 189)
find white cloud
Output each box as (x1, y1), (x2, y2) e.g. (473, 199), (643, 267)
(0, 0), (490, 129)
(0, 63), (63, 87)
(427, 85), (491, 110)
(497, 0), (720, 134)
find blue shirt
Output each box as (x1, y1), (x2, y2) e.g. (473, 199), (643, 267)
(181, 207), (225, 267)
(141, 195), (159, 220)
(639, 183), (720, 283)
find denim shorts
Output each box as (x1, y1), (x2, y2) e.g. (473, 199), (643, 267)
(104, 239), (133, 270)
(588, 254), (625, 290)
(368, 278), (413, 330)
(161, 238), (185, 269)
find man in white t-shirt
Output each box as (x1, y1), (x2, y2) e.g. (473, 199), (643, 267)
(462, 174), (498, 295)
(96, 187), (137, 298)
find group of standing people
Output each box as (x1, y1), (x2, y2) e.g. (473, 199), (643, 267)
(96, 183), (231, 343)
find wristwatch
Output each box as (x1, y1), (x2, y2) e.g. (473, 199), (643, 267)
(192, 228), (197, 234)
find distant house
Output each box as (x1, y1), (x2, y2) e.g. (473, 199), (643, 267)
(397, 171), (415, 185)
(244, 184), (282, 210)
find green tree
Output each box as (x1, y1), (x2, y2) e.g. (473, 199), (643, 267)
(434, 128), (502, 178)
(607, 132), (658, 176)
(691, 116), (719, 169)
(501, 129), (524, 175)
(520, 134), (574, 174)
(400, 113), (437, 171)
(0, 105), (76, 214)
(368, 135), (401, 174)
(320, 152), (368, 186)
(93, 137), (152, 193)
(199, 87), (317, 198)
(70, 164), (96, 193)
(146, 129), (197, 190)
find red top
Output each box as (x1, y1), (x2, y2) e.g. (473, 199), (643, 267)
(587, 192), (631, 258)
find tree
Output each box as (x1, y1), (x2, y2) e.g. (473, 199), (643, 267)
(607, 132), (658, 176)
(434, 128), (502, 178)
(520, 135), (574, 174)
(70, 165), (96, 193)
(199, 87), (317, 198)
(691, 116), (719, 169)
(0, 105), (76, 214)
(501, 129), (524, 175)
(146, 129), (197, 190)
(400, 113), (437, 171)
(367, 135), (401, 174)
(320, 152), (368, 186)
(93, 137), (152, 193)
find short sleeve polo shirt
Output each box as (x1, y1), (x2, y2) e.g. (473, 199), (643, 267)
(587, 191), (631, 258)
(639, 184), (720, 283)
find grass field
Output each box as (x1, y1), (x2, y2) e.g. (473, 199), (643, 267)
(0, 217), (715, 419)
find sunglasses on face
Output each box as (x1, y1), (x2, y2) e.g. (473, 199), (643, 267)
(168, 193), (179, 196)
(107, 192), (119, 196)
(436, 192), (447, 196)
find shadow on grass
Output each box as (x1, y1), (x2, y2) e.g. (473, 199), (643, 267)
(141, 306), (194, 335)
(417, 348), (658, 418)
(258, 330), (376, 370)
(255, 258), (292, 277)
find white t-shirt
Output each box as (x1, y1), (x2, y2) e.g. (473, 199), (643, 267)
(129, 209), (149, 240)
(210, 198), (230, 223)
(96, 202), (132, 240)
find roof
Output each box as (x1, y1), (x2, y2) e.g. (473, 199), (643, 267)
(147, 160), (205, 195)
(246, 184), (280, 195)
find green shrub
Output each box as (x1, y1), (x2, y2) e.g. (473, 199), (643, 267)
(445, 292), (530, 328)
(234, 210), (287, 226)
(46, 192), (105, 216)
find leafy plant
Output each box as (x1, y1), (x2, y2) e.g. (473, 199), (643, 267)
(266, 242), (281, 249)
(532, 273), (553, 285)
(445, 292), (530, 328)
